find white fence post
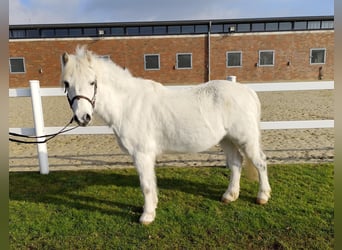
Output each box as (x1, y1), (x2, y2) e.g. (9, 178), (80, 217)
(29, 80), (49, 174)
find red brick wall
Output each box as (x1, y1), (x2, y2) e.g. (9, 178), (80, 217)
(211, 31), (334, 82)
(9, 30), (334, 88)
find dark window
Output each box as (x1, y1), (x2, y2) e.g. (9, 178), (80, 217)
(11, 30), (26, 38)
(153, 26), (167, 35)
(26, 29), (39, 38)
(195, 24), (208, 33)
(227, 51), (242, 67)
(84, 28), (97, 36)
(211, 24), (223, 33)
(111, 27), (124, 35)
(294, 21), (307, 30)
(225, 24), (236, 32)
(41, 29), (55, 37)
(259, 50), (274, 66)
(168, 26), (181, 34)
(69, 28), (82, 36)
(321, 20), (334, 29)
(55, 29), (69, 37)
(310, 48), (326, 64)
(308, 21), (321, 29)
(126, 27), (139, 35)
(99, 28), (110, 36)
(252, 23), (264, 31)
(279, 22), (292, 30)
(237, 23), (250, 32)
(9, 58), (26, 73)
(265, 22), (278, 31)
(181, 25), (194, 34)
(140, 26), (153, 35)
(144, 54), (160, 70)
(176, 53), (192, 69)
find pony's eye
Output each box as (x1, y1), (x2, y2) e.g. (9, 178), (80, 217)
(64, 81), (70, 88)
(90, 80), (96, 86)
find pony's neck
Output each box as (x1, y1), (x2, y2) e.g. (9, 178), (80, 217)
(92, 58), (141, 132)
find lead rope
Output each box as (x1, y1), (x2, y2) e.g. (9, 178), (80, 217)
(9, 117), (79, 144)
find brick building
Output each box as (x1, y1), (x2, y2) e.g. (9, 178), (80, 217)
(9, 16), (334, 88)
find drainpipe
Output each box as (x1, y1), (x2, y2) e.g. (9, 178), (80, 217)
(208, 21), (211, 82)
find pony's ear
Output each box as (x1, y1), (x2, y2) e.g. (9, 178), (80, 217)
(62, 52), (69, 65)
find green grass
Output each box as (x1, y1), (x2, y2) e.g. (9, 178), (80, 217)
(10, 164), (334, 249)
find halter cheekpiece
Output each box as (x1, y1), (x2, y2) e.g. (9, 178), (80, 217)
(67, 80), (97, 109)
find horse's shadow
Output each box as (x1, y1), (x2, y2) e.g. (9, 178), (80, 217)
(9, 169), (256, 222)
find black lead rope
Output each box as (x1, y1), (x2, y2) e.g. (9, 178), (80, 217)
(9, 118), (79, 144)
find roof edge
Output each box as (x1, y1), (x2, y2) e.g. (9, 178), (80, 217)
(9, 15), (334, 29)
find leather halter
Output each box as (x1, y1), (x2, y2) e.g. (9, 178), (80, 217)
(67, 80), (97, 109)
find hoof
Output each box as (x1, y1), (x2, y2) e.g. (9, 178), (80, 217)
(139, 212), (155, 225)
(221, 197), (233, 204)
(140, 220), (153, 226)
(256, 198), (268, 205)
(221, 190), (239, 204)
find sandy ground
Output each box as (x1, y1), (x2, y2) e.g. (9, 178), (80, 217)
(9, 89), (334, 172)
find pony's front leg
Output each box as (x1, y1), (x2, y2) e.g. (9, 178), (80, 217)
(133, 152), (158, 225)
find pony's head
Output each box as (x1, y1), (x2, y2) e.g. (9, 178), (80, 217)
(61, 46), (97, 126)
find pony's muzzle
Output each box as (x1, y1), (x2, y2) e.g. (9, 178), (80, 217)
(73, 113), (92, 126)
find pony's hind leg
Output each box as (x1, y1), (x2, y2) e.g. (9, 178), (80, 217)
(220, 139), (243, 203)
(243, 141), (271, 205)
(133, 152), (158, 225)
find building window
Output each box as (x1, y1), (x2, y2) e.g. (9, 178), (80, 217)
(195, 24), (208, 33)
(153, 26), (167, 35)
(279, 22), (292, 30)
(308, 21), (321, 29)
(227, 51), (242, 67)
(126, 27), (140, 35)
(294, 21), (307, 30)
(41, 29), (55, 37)
(55, 28), (69, 37)
(26, 29), (39, 38)
(111, 27), (124, 36)
(84, 28), (97, 36)
(140, 26), (153, 35)
(321, 20), (334, 29)
(259, 50), (275, 66)
(11, 29), (26, 38)
(237, 23), (250, 32)
(168, 26), (181, 34)
(211, 24), (223, 33)
(265, 22), (278, 31)
(69, 28), (82, 37)
(9, 57), (26, 73)
(181, 25), (195, 34)
(176, 53), (192, 69)
(310, 48), (326, 64)
(144, 54), (160, 70)
(226, 24), (236, 32)
(252, 23), (264, 32)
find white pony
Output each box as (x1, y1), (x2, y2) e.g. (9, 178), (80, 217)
(61, 46), (271, 225)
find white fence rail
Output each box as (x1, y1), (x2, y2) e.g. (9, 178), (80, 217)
(9, 80), (334, 174)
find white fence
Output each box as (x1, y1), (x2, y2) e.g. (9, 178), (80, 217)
(9, 80), (334, 174)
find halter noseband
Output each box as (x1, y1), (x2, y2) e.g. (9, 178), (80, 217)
(67, 80), (97, 109)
